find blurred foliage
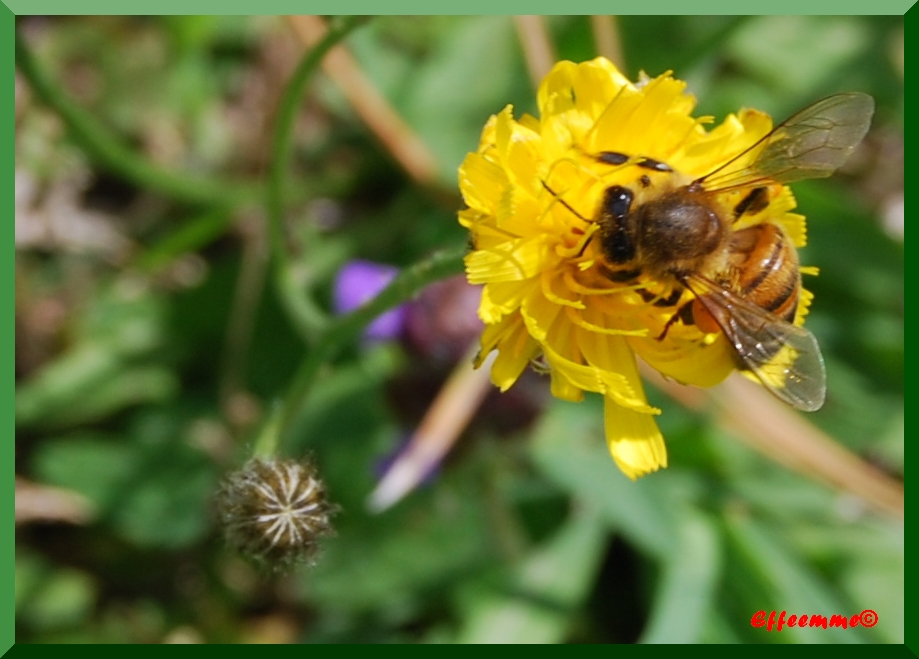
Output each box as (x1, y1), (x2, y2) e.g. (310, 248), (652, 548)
(15, 15), (902, 644)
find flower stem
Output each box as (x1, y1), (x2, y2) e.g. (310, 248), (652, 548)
(252, 403), (284, 460)
(276, 243), (467, 451)
(15, 31), (259, 209)
(267, 16), (367, 341)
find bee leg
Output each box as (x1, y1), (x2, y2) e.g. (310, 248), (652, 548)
(652, 288), (684, 307)
(656, 300), (695, 341)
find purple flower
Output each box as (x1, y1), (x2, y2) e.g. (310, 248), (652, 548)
(333, 260), (407, 341)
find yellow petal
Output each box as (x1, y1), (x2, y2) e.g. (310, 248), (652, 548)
(550, 370), (585, 402)
(496, 184), (542, 238)
(540, 341), (603, 394)
(779, 212), (807, 248)
(537, 61), (579, 119)
(458, 207), (484, 230)
(675, 109), (772, 178)
(589, 74), (696, 159)
(476, 113), (498, 152)
(459, 152), (507, 215)
(477, 312), (520, 358)
(569, 57), (631, 121)
(630, 333), (735, 388)
(518, 112), (541, 132)
(490, 327), (539, 391)
(794, 287), (815, 325)
(495, 107), (544, 196)
(578, 330), (660, 413)
(465, 237), (547, 284)
(604, 396), (667, 479)
(520, 281), (563, 342)
(479, 281), (530, 324)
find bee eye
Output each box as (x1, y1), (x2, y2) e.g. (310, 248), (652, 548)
(601, 185), (633, 218)
(598, 185), (636, 264)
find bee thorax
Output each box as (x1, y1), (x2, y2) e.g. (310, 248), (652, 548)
(635, 192), (727, 272)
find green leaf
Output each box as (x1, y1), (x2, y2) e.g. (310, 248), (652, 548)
(639, 511), (721, 643)
(16, 554), (97, 632)
(301, 468), (495, 615)
(30, 434), (138, 510)
(16, 279), (175, 429)
(16, 356), (177, 429)
(453, 508), (608, 644)
(112, 458), (217, 548)
(528, 397), (678, 559)
(30, 424), (218, 548)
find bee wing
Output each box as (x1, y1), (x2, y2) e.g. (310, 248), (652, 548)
(700, 92), (875, 192)
(684, 275), (827, 412)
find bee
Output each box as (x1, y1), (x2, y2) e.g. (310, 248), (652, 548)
(545, 93), (875, 411)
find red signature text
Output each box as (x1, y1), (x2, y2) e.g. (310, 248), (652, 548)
(751, 609), (878, 631)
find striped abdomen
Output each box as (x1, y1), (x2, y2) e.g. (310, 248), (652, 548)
(728, 223), (800, 323)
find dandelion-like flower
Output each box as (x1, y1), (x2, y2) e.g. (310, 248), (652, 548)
(458, 58), (869, 479)
(217, 458), (336, 568)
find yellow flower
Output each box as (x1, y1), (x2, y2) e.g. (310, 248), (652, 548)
(458, 57), (813, 479)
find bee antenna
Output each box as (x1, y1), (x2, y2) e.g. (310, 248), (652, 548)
(540, 180), (591, 223)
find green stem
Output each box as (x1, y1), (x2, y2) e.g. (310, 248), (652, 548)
(135, 207), (234, 273)
(15, 31), (259, 208)
(252, 404), (284, 460)
(276, 243), (467, 450)
(267, 16), (367, 341)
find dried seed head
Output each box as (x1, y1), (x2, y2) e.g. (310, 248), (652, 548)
(216, 458), (337, 569)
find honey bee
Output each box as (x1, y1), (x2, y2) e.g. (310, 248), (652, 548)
(546, 93), (875, 411)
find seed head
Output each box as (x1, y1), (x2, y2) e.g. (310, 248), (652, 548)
(216, 458), (337, 569)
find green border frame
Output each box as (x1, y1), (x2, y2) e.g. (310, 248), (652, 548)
(1, 2), (915, 14)
(4, 4), (12, 655)
(9, 5), (911, 651)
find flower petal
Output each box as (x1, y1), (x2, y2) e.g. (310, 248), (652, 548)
(465, 237), (548, 284)
(579, 330), (660, 414)
(479, 280), (530, 324)
(604, 395), (667, 480)
(589, 74), (697, 160)
(491, 331), (539, 391)
(459, 151), (507, 215)
(495, 107), (544, 197)
(630, 333), (735, 388)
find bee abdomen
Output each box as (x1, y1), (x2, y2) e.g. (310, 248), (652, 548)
(731, 224), (800, 323)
